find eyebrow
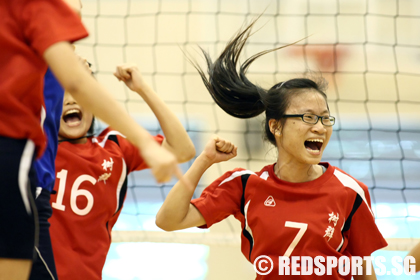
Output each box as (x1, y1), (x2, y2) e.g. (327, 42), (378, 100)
(302, 109), (330, 115)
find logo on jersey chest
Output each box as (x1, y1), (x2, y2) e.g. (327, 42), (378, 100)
(324, 212), (339, 241)
(99, 157), (114, 183)
(102, 157), (114, 171)
(264, 196), (276, 207)
(98, 173), (111, 183)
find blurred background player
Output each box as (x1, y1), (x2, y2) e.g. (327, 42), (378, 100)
(49, 63), (194, 280)
(0, 1), (87, 279)
(30, 2), (84, 280)
(0, 1), (182, 279)
(156, 18), (387, 279)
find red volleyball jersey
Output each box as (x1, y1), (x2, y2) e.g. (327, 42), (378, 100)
(191, 163), (388, 279)
(0, 0), (88, 156)
(49, 128), (164, 280)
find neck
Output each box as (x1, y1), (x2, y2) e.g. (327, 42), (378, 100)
(274, 160), (323, 183)
(58, 135), (89, 144)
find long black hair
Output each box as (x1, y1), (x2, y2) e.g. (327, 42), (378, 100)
(189, 17), (328, 146)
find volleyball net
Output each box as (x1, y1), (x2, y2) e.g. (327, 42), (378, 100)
(76, 0), (420, 251)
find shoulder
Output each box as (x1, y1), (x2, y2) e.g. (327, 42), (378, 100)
(221, 167), (258, 179)
(328, 165), (374, 215)
(217, 164), (273, 187)
(93, 128), (125, 148)
(330, 166), (369, 193)
(21, 0), (72, 20)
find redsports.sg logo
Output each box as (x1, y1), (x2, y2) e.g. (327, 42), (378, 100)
(253, 255), (416, 276)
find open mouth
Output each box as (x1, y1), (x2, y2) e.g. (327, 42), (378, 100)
(304, 139), (323, 153)
(63, 108), (82, 127)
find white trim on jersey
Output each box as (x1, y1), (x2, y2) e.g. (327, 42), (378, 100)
(115, 158), (127, 214)
(92, 130), (125, 148)
(35, 186), (42, 199)
(18, 140), (35, 214)
(244, 200), (254, 244)
(336, 217), (346, 252)
(218, 170), (256, 187)
(333, 169), (374, 217)
(260, 171), (269, 180)
(40, 106), (46, 132)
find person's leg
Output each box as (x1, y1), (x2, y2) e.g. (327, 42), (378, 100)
(0, 259), (33, 280)
(0, 137), (38, 280)
(29, 188), (58, 280)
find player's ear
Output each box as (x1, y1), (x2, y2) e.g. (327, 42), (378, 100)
(268, 119), (281, 136)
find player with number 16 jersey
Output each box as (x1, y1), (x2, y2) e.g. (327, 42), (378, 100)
(48, 63), (195, 280)
(50, 128), (163, 280)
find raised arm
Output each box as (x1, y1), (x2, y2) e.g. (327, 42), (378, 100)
(114, 63), (195, 163)
(43, 41), (179, 183)
(156, 137), (237, 231)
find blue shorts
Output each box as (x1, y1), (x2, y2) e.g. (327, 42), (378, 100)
(0, 137), (38, 259)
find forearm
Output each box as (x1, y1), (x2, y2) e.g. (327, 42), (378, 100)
(138, 84), (195, 162)
(156, 155), (211, 231)
(74, 81), (156, 149)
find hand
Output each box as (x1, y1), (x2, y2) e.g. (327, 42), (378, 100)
(114, 63), (147, 94)
(201, 136), (237, 165)
(140, 140), (182, 183)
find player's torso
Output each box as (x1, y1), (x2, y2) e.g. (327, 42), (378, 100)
(0, 3), (48, 152)
(50, 139), (127, 280)
(241, 167), (355, 262)
(51, 140), (126, 223)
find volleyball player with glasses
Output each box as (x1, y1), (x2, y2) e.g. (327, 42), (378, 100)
(283, 113), (336, 126)
(156, 16), (387, 279)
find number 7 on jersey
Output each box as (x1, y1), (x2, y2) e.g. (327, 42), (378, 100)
(283, 221), (308, 257)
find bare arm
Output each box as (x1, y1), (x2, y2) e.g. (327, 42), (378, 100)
(114, 64), (195, 163)
(156, 137), (237, 231)
(407, 242), (420, 272)
(43, 41), (179, 183)
(353, 260), (377, 280)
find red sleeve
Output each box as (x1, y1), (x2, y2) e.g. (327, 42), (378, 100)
(344, 182), (388, 257)
(191, 168), (246, 228)
(22, 0), (88, 56)
(117, 133), (164, 173)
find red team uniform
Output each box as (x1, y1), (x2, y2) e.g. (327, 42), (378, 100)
(192, 163), (388, 279)
(0, 0), (88, 156)
(49, 128), (163, 280)
(0, 0), (87, 260)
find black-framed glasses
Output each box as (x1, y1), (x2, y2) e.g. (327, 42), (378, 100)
(283, 113), (336, 126)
